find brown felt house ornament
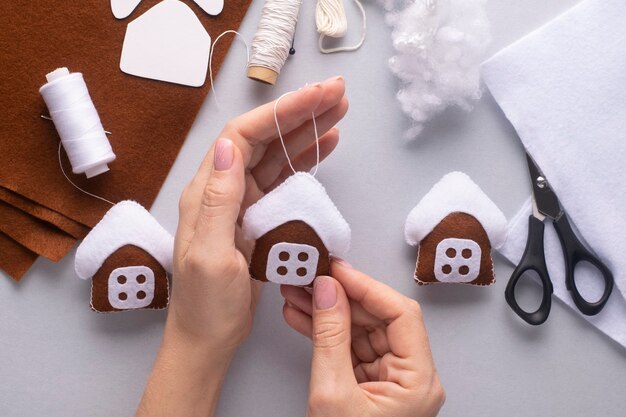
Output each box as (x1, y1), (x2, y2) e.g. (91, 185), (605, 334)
(404, 172), (507, 286)
(242, 172), (351, 286)
(75, 201), (174, 312)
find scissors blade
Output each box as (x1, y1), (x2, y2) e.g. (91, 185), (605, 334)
(526, 153), (562, 220)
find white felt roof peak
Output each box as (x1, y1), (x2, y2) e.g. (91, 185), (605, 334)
(242, 172), (351, 257)
(404, 172), (507, 248)
(75, 200), (174, 279)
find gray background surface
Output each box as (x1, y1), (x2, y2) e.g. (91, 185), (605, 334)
(1, 1), (625, 416)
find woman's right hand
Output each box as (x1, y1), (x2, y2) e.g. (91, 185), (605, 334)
(281, 260), (445, 417)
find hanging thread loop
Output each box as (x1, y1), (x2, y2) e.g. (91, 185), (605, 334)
(273, 90), (320, 177)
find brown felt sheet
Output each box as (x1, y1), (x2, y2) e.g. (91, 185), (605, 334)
(0, 233), (39, 282)
(0, 187), (89, 239)
(0, 0), (252, 280)
(0, 201), (77, 262)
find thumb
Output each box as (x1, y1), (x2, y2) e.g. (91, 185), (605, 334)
(310, 276), (357, 395)
(193, 138), (245, 254)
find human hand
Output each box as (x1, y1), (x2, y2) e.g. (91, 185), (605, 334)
(168, 76), (348, 351)
(137, 77), (348, 417)
(281, 260), (445, 417)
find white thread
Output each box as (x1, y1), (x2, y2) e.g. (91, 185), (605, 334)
(58, 143), (115, 206)
(316, 0), (366, 54)
(248, 0), (302, 79)
(273, 91), (320, 177)
(209, 30), (250, 106)
(39, 68), (116, 178)
(41, 115), (113, 135)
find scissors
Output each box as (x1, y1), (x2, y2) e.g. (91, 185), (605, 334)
(504, 153), (614, 325)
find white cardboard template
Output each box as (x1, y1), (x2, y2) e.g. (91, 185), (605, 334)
(193, 0), (224, 16)
(111, 0), (143, 19)
(120, 0), (212, 87)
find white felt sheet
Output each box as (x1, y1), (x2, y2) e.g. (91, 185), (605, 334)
(482, 0), (626, 346)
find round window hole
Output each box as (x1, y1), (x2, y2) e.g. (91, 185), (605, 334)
(298, 252), (309, 262)
(137, 291), (146, 300)
(118, 292), (128, 301)
(462, 249), (472, 259)
(459, 265), (470, 275)
(136, 274), (146, 284)
(296, 267), (307, 277)
(442, 264), (452, 274)
(117, 275), (127, 284)
(279, 251), (290, 261)
(277, 266), (288, 276)
(446, 248), (457, 258)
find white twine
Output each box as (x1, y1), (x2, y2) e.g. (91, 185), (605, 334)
(209, 30), (250, 106)
(273, 90), (320, 177)
(39, 68), (116, 178)
(316, 0), (366, 53)
(57, 142), (115, 206)
(248, 0), (302, 76)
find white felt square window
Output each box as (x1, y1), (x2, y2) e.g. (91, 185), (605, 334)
(108, 266), (155, 310)
(434, 238), (481, 283)
(266, 242), (319, 286)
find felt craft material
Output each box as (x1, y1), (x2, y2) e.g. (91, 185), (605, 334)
(193, 0), (225, 15)
(377, 0), (490, 139)
(0, 0), (252, 281)
(40, 68), (117, 178)
(111, 0), (144, 19)
(250, 221), (331, 286)
(0, 201), (77, 263)
(112, 0), (223, 18)
(243, 172), (351, 286)
(501, 200), (626, 347)
(405, 172), (506, 286)
(481, 0), (626, 346)
(120, 0), (213, 87)
(247, 0), (303, 85)
(0, 233), (39, 282)
(90, 245), (169, 312)
(75, 201), (173, 312)
(0, 187), (89, 239)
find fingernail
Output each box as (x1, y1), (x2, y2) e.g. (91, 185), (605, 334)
(314, 276), (337, 310)
(332, 257), (352, 268)
(334, 75), (344, 82)
(214, 138), (233, 171)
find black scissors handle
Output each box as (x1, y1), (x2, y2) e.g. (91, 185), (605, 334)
(553, 213), (613, 315)
(505, 215), (554, 325)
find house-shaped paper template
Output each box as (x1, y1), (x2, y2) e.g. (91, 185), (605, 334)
(242, 172), (351, 286)
(405, 172), (507, 286)
(75, 200), (174, 312)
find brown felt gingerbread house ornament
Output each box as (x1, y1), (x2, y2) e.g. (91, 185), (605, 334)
(242, 172), (351, 286)
(404, 172), (507, 286)
(75, 200), (173, 312)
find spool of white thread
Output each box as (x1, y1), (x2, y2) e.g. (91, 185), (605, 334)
(247, 0), (302, 85)
(39, 68), (116, 178)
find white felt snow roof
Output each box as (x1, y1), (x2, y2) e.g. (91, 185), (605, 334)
(75, 200), (174, 279)
(242, 172), (351, 257)
(404, 172), (507, 248)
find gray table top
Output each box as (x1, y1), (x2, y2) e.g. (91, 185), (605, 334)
(2, 1), (624, 416)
